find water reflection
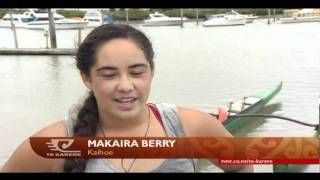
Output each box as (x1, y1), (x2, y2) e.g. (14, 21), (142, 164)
(0, 22), (319, 171)
(235, 103), (283, 136)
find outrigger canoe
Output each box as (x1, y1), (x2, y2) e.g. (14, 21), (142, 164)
(272, 130), (320, 173)
(222, 81), (283, 134)
(272, 103), (319, 172)
(217, 81), (319, 173)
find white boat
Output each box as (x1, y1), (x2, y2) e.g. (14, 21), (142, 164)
(24, 10), (88, 30)
(229, 10), (258, 23)
(0, 13), (34, 28)
(245, 14), (259, 23)
(83, 10), (105, 28)
(280, 16), (320, 23)
(280, 9), (320, 23)
(143, 12), (187, 26)
(203, 11), (246, 27)
(279, 9), (320, 23)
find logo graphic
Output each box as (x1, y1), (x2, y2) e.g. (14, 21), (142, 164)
(46, 139), (81, 153)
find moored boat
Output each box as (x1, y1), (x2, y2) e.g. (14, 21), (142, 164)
(280, 16), (320, 23)
(83, 10), (105, 28)
(214, 81), (319, 173)
(220, 82), (283, 133)
(24, 9), (88, 30)
(272, 130), (319, 173)
(143, 12), (187, 26)
(203, 10), (247, 27)
(279, 9), (320, 24)
(245, 14), (259, 23)
(0, 13), (34, 28)
(227, 10), (258, 23)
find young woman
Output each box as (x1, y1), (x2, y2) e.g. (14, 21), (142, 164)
(1, 24), (253, 173)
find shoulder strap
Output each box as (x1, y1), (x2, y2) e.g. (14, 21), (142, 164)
(147, 103), (165, 131)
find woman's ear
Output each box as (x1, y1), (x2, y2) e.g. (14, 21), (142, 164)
(80, 72), (93, 90)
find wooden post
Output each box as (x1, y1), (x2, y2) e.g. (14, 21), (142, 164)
(48, 9), (57, 48)
(44, 28), (49, 49)
(78, 28), (81, 46)
(267, 9), (271, 25)
(101, 10), (104, 25)
(180, 8), (184, 28)
(196, 9), (199, 25)
(125, 9), (129, 24)
(273, 9), (276, 22)
(9, 11), (18, 48)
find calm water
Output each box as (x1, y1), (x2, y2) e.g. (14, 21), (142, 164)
(0, 21), (319, 172)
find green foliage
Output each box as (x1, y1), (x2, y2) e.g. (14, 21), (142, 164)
(56, 10), (86, 18)
(107, 9), (150, 21)
(0, 11), (7, 19)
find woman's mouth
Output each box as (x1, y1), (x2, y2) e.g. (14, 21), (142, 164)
(114, 97), (137, 110)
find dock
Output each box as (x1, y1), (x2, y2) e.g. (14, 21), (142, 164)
(0, 48), (76, 56)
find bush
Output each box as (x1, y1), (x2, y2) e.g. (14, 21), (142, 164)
(0, 11), (7, 19)
(106, 9), (150, 21)
(56, 10), (86, 18)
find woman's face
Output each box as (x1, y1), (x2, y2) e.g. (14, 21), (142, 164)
(82, 38), (154, 119)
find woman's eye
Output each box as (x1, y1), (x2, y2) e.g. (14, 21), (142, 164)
(131, 72), (144, 76)
(102, 74), (116, 78)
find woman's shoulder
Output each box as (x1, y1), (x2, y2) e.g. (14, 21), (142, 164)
(152, 103), (218, 131)
(32, 120), (67, 137)
(1, 120), (67, 172)
(176, 106), (233, 137)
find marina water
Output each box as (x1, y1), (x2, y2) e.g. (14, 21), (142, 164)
(0, 21), (319, 172)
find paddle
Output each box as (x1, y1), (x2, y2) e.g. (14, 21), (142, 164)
(209, 110), (319, 130)
(210, 113), (319, 130)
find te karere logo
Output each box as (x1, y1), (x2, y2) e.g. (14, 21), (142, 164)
(30, 138), (82, 158)
(46, 139), (81, 157)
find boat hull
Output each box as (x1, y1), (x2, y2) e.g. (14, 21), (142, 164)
(0, 21), (27, 28)
(203, 19), (246, 27)
(280, 17), (320, 23)
(224, 82), (283, 134)
(220, 81), (319, 173)
(203, 14), (247, 27)
(273, 130), (319, 173)
(26, 21), (88, 30)
(246, 17), (257, 23)
(85, 22), (104, 28)
(143, 20), (182, 26)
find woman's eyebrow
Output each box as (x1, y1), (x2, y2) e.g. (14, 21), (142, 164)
(96, 66), (117, 72)
(129, 63), (148, 69)
(96, 63), (148, 72)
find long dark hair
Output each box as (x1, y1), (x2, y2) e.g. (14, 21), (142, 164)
(64, 24), (154, 172)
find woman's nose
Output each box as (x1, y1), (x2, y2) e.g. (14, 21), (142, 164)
(117, 76), (134, 92)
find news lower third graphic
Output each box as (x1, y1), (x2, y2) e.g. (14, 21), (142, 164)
(29, 137), (320, 164)
(45, 139), (81, 157)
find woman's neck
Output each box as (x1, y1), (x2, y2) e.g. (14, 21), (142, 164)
(98, 105), (150, 135)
